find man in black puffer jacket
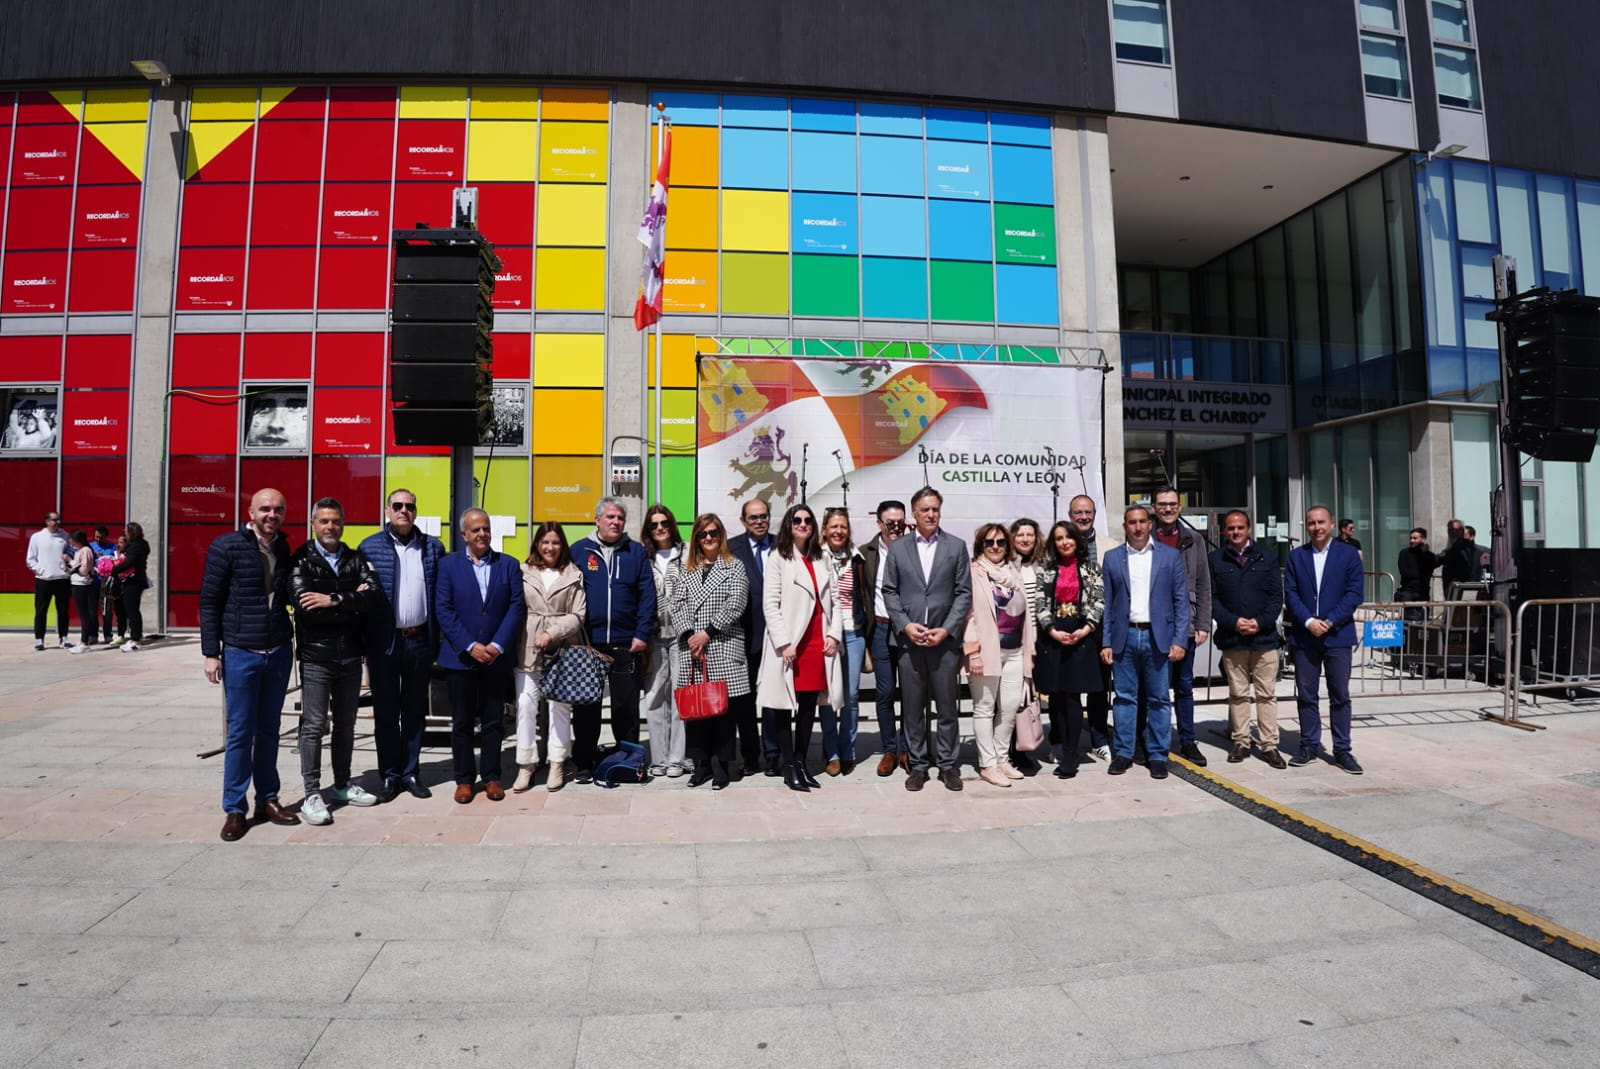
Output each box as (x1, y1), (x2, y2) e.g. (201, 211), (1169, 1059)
(201, 487), (299, 842)
(289, 497), (385, 827)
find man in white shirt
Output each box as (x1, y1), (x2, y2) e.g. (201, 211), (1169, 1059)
(26, 511), (71, 651)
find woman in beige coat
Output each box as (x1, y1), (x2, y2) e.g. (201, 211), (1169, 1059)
(756, 503), (844, 792)
(513, 523), (586, 792)
(965, 523), (1036, 788)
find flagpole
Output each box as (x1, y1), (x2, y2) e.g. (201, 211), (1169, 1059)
(651, 105), (670, 504)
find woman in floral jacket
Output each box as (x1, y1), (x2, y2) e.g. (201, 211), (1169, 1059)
(1033, 521), (1105, 780)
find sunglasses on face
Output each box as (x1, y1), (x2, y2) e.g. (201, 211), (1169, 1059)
(791, 517), (814, 528)
(881, 520), (904, 532)
(648, 520), (672, 530)
(982, 538), (1008, 548)
(698, 530), (722, 541)
(389, 502), (416, 512)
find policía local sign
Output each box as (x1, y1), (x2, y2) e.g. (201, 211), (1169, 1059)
(1121, 381), (1290, 433)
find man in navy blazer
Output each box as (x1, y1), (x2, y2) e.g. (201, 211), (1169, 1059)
(1283, 505), (1366, 774)
(1099, 504), (1189, 779)
(435, 507), (525, 803)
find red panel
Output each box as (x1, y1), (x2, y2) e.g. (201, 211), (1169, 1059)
(253, 121), (325, 181)
(9, 124), (77, 185)
(249, 183), (319, 246)
(396, 121), (465, 182)
(170, 334), (241, 389)
(325, 122), (396, 180)
(15, 92), (78, 124)
(2, 251), (69, 313)
(320, 183), (391, 245)
(167, 591), (200, 628)
(0, 526), (38, 592)
(0, 335), (65, 383)
(77, 131), (140, 184)
(491, 331), (530, 379)
(239, 457), (310, 532)
(67, 248), (138, 312)
(487, 247), (532, 310)
(60, 456), (126, 524)
(316, 247), (389, 309)
(73, 185), (141, 248)
(245, 247), (316, 310)
(169, 393), (239, 454)
(175, 247), (245, 310)
(328, 86), (396, 120)
(261, 87), (327, 120)
(4, 187), (72, 249)
(313, 333), (386, 386)
(311, 455), (383, 523)
(168, 456), (237, 523)
(65, 335), (133, 389)
(313, 388), (384, 454)
(188, 125), (255, 182)
(243, 333), (312, 381)
(0, 459), (59, 523)
(392, 181), (456, 229)
(475, 183), (535, 247)
(179, 183), (249, 247)
(167, 527), (231, 596)
(60, 389), (129, 455)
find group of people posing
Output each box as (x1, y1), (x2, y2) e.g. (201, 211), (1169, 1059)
(199, 483), (1366, 843)
(25, 513), (150, 653)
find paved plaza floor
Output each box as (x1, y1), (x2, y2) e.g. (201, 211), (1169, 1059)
(1, 634), (1597, 1067)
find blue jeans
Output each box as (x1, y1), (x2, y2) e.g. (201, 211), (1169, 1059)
(221, 644), (294, 813)
(868, 621), (906, 755)
(370, 631), (435, 783)
(819, 629), (866, 762)
(1111, 628), (1172, 761)
(1170, 638), (1197, 745)
(1291, 643), (1353, 754)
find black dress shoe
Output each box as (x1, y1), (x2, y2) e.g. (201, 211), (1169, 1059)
(1053, 764), (1078, 780)
(764, 757), (783, 777)
(401, 776), (432, 799)
(1178, 741), (1208, 767)
(1149, 760), (1170, 780)
(1011, 752), (1042, 774)
(711, 758), (730, 790)
(939, 767), (964, 792)
(688, 766), (714, 788)
(904, 768), (929, 792)
(1108, 756), (1133, 775)
(783, 763), (810, 792)
(379, 778), (400, 803)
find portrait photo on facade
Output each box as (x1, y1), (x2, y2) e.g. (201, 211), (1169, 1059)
(1, 389), (60, 452)
(242, 387), (309, 452)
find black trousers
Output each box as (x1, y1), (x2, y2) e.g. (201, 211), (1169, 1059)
(1048, 691), (1085, 772)
(685, 709), (737, 767)
(571, 644), (643, 769)
(71, 583), (98, 644)
(101, 582), (122, 642)
(445, 667), (510, 784)
(735, 659), (763, 766)
(33, 577), (69, 641)
(121, 580), (146, 642)
(765, 692), (819, 764)
(370, 631), (434, 783)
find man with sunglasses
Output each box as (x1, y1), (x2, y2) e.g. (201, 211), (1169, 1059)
(858, 499), (908, 775)
(26, 511), (72, 650)
(728, 497), (781, 776)
(361, 489), (446, 802)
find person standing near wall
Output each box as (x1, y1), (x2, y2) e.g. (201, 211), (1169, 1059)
(26, 510), (70, 651)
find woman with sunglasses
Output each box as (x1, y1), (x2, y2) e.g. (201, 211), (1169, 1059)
(817, 508), (867, 775)
(640, 504), (688, 778)
(667, 514), (750, 789)
(1007, 518), (1047, 770)
(964, 523), (1035, 787)
(513, 523), (586, 792)
(756, 503), (843, 791)
(1033, 521), (1105, 779)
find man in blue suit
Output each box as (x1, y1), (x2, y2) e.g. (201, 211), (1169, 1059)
(1284, 505), (1366, 774)
(435, 507), (525, 803)
(1099, 504), (1189, 779)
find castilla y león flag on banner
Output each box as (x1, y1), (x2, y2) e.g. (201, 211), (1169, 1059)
(633, 130), (672, 331)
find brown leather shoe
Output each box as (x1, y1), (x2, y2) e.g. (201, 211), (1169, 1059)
(899, 752), (912, 773)
(824, 759), (842, 777)
(255, 798), (301, 826)
(220, 812), (247, 841)
(1260, 748), (1287, 769)
(1228, 743), (1251, 763)
(454, 783), (474, 804)
(876, 752), (897, 777)
(484, 779), (506, 801)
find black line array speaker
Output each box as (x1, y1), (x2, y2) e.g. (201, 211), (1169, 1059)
(1496, 291), (1600, 463)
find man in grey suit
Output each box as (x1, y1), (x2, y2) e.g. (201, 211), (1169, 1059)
(882, 486), (973, 792)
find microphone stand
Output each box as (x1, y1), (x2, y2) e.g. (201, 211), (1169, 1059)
(917, 445), (931, 488)
(833, 450), (850, 513)
(800, 443), (809, 505)
(1068, 454), (1089, 497)
(1043, 445), (1060, 523)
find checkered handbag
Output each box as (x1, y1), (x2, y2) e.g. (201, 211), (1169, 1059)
(537, 637), (613, 704)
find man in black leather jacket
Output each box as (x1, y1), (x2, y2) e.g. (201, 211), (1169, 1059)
(289, 497), (384, 826)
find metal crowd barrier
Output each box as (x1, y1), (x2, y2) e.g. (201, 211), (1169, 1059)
(1364, 570), (1397, 604)
(1349, 599), (1511, 704)
(1507, 598), (1600, 720)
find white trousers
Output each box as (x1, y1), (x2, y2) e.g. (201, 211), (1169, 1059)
(971, 646), (1025, 768)
(642, 640), (686, 767)
(514, 668), (572, 766)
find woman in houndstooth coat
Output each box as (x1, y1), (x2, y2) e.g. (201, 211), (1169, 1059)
(666, 512), (749, 789)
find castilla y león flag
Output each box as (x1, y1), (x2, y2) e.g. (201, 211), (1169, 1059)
(633, 130), (672, 331)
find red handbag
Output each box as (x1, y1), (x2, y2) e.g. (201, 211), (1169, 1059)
(675, 656), (729, 721)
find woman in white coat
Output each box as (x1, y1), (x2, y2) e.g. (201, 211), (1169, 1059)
(756, 503), (844, 793)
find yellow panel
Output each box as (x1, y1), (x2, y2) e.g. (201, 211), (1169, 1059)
(400, 86), (468, 119)
(185, 121), (253, 179)
(467, 120), (538, 181)
(541, 87), (609, 121)
(647, 388), (698, 451)
(191, 87), (258, 120)
(535, 184), (607, 246)
(0, 593), (33, 628)
(533, 389), (604, 454)
(653, 124), (718, 188)
(666, 186), (718, 251)
(343, 524), (381, 548)
(49, 90), (83, 119)
(722, 190), (789, 252)
(84, 88), (150, 122)
(532, 333), (605, 387)
(534, 248), (606, 310)
(647, 334), (699, 388)
(539, 121), (608, 183)
(87, 123), (149, 181)
(662, 251), (718, 314)
(470, 86), (540, 119)
(260, 86), (306, 117)
(383, 456), (452, 548)
(533, 457), (607, 524)
(475, 457), (531, 562)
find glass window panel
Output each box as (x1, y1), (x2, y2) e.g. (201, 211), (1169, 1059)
(1200, 261), (1228, 334)
(1361, 33), (1411, 99)
(790, 192), (858, 256)
(791, 131), (857, 192)
(1121, 333), (1159, 378)
(860, 195), (926, 258)
(990, 145), (1053, 205)
(1158, 269), (1192, 333)
(860, 135), (924, 196)
(1460, 245), (1496, 299)
(1371, 414), (1412, 586)
(1579, 180), (1600, 298)
(720, 94), (787, 129)
(1286, 210), (1323, 423)
(1257, 229), (1289, 340)
(1451, 160), (1494, 243)
(1450, 411), (1497, 537)
(791, 97), (855, 133)
(1536, 174), (1576, 291)
(1359, 0), (1402, 31)
(1121, 268), (1154, 331)
(1385, 161), (1423, 359)
(1228, 245), (1258, 337)
(1543, 460), (1582, 549)
(1304, 430), (1337, 523)
(1337, 426), (1374, 564)
(719, 128), (787, 189)
(928, 199), (992, 261)
(858, 101), (922, 137)
(1495, 169), (1539, 288)
(1462, 299), (1498, 349)
(1349, 173), (1393, 364)
(1432, 0), (1471, 43)
(994, 264), (1058, 326)
(1422, 166), (1460, 347)
(925, 139), (990, 200)
(1435, 44), (1481, 109)
(1113, 0), (1171, 64)
(1317, 195), (1357, 372)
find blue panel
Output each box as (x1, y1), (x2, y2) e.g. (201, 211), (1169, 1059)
(990, 111), (1052, 146)
(928, 199), (992, 261)
(861, 195), (926, 258)
(792, 131), (857, 192)
(792, 97), (856, 132)
(720, 128), (789, 189)
(991, 145), (1054, 206)
(721, 94), (789, 128)
(651, 91), (719, 126)
(863, 257), (928, 319)
(861, 135), (925, 196)
(996, 264), (1059, 325)
(925, 106), (987, 141)
(859, 101), (922, 137)
(791, 193), (858, 255)
(926, 140), (990, 200)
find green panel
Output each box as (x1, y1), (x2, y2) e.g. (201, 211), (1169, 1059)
(930, 260), (995, 322)
(0, 592), (32, 628)
(661, 455), (697, 527)
(647, 388), (698, 453)
(796, 338), (859, 357)
(993, 204), (1056, 266)
(792, 254), (860, 317)
(560, 522), (592, 546)
(474, 457), (530, 564)
(722, 252), (790, 315)
(384, 456), (452, 550)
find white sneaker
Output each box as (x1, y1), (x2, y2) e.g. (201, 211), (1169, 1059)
(58, 638), (72, 649)
(665, 762), (687, 778)
(301, 792), (331, 825)
(1091, 746), (1109, 761)
(121, 641), (140, 652)
(34, 640), (44, 651)
(332, 783), (379, 807)
(68, 643), (91, 655)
